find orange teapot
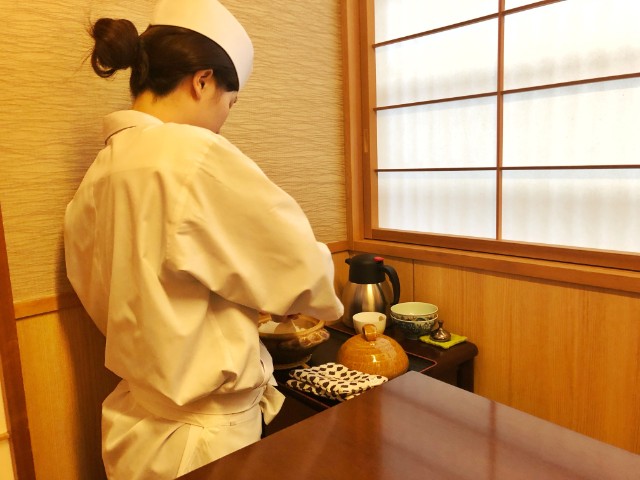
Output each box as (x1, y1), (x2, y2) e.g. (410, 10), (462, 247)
(337, 324), (409, 380)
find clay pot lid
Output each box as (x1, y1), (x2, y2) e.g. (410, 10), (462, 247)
(258, 314), (325, 338)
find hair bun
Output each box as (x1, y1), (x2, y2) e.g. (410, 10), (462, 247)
(90, 18), (140, 78)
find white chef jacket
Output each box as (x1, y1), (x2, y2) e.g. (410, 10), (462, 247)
(64, 110), (344, 479)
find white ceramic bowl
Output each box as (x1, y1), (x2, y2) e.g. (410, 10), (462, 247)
(352, 311), (387, 335)
(390, 302), (439, 321)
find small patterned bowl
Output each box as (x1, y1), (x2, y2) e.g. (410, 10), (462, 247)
(390, 313), (438, 340)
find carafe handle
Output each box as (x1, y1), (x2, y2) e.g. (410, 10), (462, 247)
(382, 263), (400, 305)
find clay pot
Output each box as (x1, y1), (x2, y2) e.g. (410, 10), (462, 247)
(337, 324), (409, 379)
(259, 314), (330, 369)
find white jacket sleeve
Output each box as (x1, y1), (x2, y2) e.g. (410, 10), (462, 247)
(165, 139), (344, 322)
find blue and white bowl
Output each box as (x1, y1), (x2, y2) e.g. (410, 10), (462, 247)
(390, 302), (439, 340)
(391, 315), (438, 340)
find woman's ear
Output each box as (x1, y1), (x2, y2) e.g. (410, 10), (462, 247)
(192, 69), (214, 99)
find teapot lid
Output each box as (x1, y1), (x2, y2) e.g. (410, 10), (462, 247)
(337, 324), (409, 379)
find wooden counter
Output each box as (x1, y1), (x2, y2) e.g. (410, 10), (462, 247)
(180, 371), (640, 479)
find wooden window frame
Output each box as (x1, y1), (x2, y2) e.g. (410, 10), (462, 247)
(341, 0), (640, 294)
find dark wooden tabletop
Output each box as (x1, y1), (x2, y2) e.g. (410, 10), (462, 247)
(179, 371), (640, 479)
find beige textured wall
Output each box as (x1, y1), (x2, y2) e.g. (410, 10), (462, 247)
(225, 1), (346, 244)
(0, 0), (346, 303)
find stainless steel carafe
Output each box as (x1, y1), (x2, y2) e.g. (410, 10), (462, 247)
(341, 254), (400, 328)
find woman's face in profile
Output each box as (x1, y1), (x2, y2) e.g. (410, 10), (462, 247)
(199, 76), (238, 134)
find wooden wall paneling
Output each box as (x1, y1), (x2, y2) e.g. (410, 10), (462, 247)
(413, 262), (514, 401)
(16, 308), (119, 480)
(569, 290), (640, 451)
(383, 255), (414, 304)
(413, 260), (640, 453)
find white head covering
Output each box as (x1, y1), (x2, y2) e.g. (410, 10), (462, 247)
(150, 0), (253, 90)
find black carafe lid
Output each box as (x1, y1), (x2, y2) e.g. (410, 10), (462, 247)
(345, 253), (386, 284)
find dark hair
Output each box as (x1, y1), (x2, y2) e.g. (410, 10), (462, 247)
(89, 18), (239, 97)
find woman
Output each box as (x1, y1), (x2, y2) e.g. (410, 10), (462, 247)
(64, 0), (344, 478)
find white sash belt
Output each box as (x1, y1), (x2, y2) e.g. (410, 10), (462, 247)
(129, 381), (284, 427)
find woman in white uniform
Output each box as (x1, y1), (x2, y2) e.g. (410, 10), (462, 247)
(64, 0), (344, 478)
